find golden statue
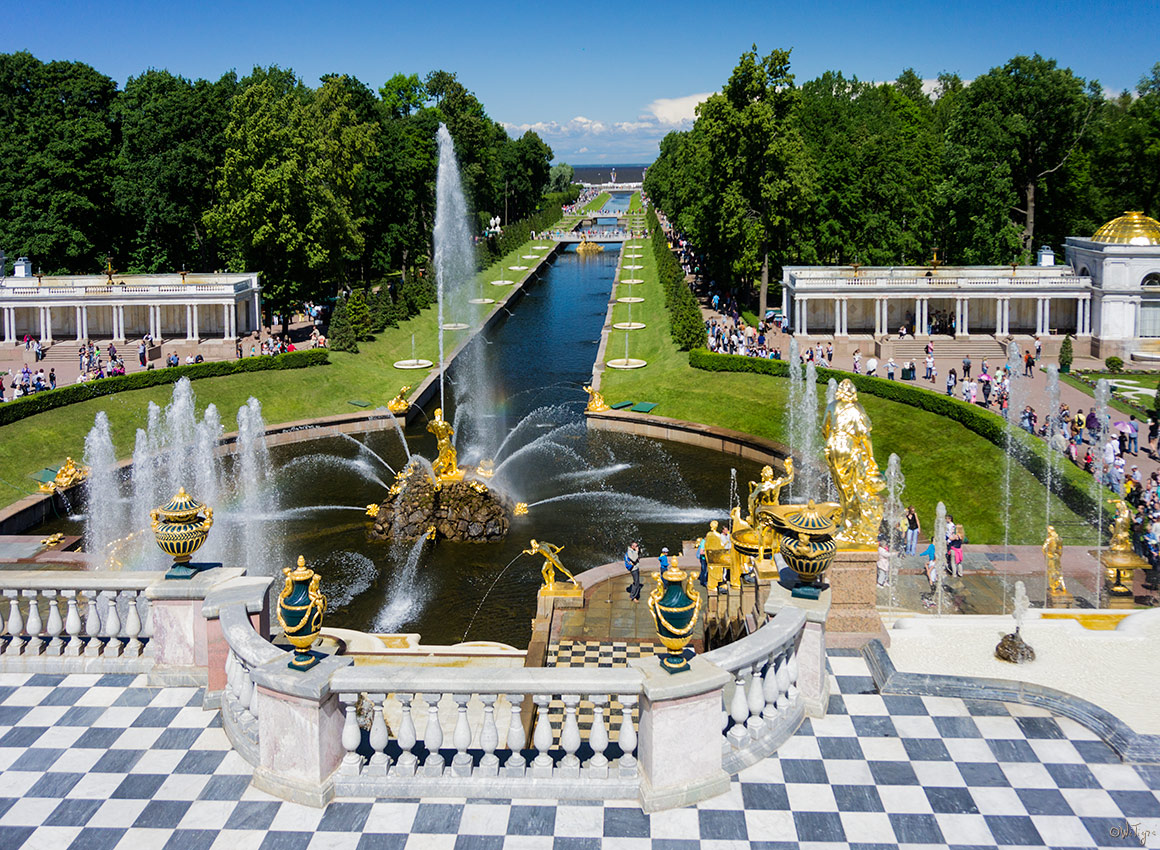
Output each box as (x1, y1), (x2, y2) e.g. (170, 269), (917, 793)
(704, 519), (735, 587)
(1100, 499), (1148, 599)
(1042, 525), (1070, 602)
(1108, 499), (1132, 553)
(823, 379), (886, 546)
(524, 539), (576, 589)
(747, 460), (793, 527)
(39, 457), (90, 493)
(584, 385), (610, 413)
(426, 408), (460, 481)
(387, 385), (411, 415)
(365, 503), (380, 518)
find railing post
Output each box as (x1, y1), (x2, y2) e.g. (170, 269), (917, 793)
(64, 594), (82, 657)
(451, 693), (472, 777)
(338, 694), (362, 776)
(45, 592), (64, 657)
(24, 591), (42, 656)
(586, 695), (609, 778)
(635, 656), (730, 812)
(559, 694), (582, 777)
(530, 694), (553, 777)
(478, 694), (499, 777)
(3, 590), (24, 656)
(82, 590), (101, 657)
(421, 692), (445, 776)
(394, 693), (418, 777)
(503, 693), (527, 777)
(765, 587), (831, 717)
(367, 693), (390, 776)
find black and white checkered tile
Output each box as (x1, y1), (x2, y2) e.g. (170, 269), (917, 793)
(1, 655), (1158, 849)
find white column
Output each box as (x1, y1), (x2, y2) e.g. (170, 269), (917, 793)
(1037, 298), (1045, 335)
(191, 304), (200, 341)
(37, 306), (45, 341)
(842, 300), (849, 335)
(4, 308), (12, 343)
(185, 305), (193, 340)
(74, 307), (82, 341)
(44, 307), (53, 344)
(1003, 299), (1011, 336)
(223, 304), (230, 339)
(230, 303), (237, 339)
(1084, 297), (1092, 335)
(252, 293), (261, 333)
(995, 299), (1003, 335)
(801, 299), (808, 336)
(915, 297), (922, 336)
(961, 298), (970, 336)
(834, 298), (842, 335)
(955, 298), (962, 335)
(1044, 298), (1051, 335)
(115, 306), (125, 342)
(794, 296), (802, 334)
(80, 306), (88, 340)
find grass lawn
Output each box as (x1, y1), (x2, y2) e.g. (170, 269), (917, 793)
(600, 235), (1096, 546)
(1060, 371), (1154, 417)
(583, 193), (610, 212)
(0, 237), (553, 508)
(627, 193), (642, 213)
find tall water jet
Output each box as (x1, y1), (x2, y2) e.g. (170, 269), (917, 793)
(934, 501), (947, 616)
(799, 359), (824, 498)
(82, 412), (120, 566)
(1093, 378), (1111, 606)
(884, 454), (905, 612)
(1000, 340), (1028, 559)
(236, 398), (276, 576)
(434, 123), (494, 459)
(1044, 365), (1062, 529)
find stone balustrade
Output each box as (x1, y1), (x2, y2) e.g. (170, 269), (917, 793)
(0, 570), (163, 672)
(703, 607), (807, 774)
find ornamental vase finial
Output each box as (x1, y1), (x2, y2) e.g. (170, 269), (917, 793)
(647, 557), (701, 674)
(150, 487), (214, 579)
(276, 555), (327, 671)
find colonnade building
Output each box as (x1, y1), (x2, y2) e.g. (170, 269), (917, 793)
(0, 259), (262, 349)
(781, 211), (1160, 361)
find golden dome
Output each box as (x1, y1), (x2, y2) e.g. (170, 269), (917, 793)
(1092, 211), (1160, 246)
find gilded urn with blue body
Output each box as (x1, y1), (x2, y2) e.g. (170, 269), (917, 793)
(151, 487), (214, 579)
(277, 556), (327, 671)
(773, 500), (840, 587)
(647, 558), (702, 674)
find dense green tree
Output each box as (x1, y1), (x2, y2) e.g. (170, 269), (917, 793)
(0, 52), (117, 274)
(549, 162), (575, 192)
(113, 69), (236, 272)
(327, 295), (358, 352)
(943, 54), (1099, 259)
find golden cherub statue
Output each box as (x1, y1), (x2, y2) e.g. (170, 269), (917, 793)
(584, 385), (610, 412)
(387, 385), (411, 415)
(427, 408), (459, 480)
(524, 538), (576, 589)
(823, 379), (886, 546)
(1042, 525), (1068, 597)
(39, 457), (90, 493)
(747, 460), (793, 528)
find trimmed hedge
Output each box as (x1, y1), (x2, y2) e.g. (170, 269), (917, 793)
(689, 348), (1109, 523)
(648, 208), (707, 350)
(0, 349), (329, 428)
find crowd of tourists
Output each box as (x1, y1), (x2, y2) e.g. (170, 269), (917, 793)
(4, 364), (57, 399)
(561, 188), (600, 215)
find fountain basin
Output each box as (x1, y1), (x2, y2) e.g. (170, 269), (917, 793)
(393, 359), (434, 370)
(606, 358), (648, 370)
(613, 322), (646, 330)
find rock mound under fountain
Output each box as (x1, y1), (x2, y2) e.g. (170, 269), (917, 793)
(370, 464), (512, 543)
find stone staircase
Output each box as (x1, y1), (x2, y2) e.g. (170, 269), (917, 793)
(886, 335), (1013, 363)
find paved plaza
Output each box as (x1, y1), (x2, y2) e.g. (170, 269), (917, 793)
(1, 651), (1157, 849)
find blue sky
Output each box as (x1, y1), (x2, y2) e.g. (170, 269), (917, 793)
(5, 1), (1157, 163)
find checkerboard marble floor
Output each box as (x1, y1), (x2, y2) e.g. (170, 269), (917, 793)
(2, 653), (1159, 849)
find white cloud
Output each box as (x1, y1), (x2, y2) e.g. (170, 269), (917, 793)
(643, 92), (714, 125)
(501, 91), (712, 161)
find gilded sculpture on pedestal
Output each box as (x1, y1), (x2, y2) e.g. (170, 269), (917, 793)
(426, 407), (460, 481)
(387, 385), (411, 415)
(524, 539), (576, 590)
(39, 457), (90, 493)
(747, 460), (794, 527)
(1109, 499), (1132, 553)
(1042, 525), (1070, 602)
(583, 385), (610, 413)
(823, 379), (885, 546)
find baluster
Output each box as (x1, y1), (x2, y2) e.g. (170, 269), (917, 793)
(64, 594), (82, 657)
(503, 693), (527, 776)
(394, 693), (418, 777)
(762, 650), (781, 720)
(238, 662), (254, 715)
(3, 590), (23, 656)
(586, 694), (609, 777)
(786, 645), (800, 701)
(123, 592), (142, 657)
(421, 692), (444, 776)
(24, 591), (43, 656)
(141, 597), (154, 640)
(559, 694), (581, 776)
(727, 670), (749, 746)
(45, 592), (64, 657)
(775, 650), (792, 714)
(530, 694), (554, 776)
(616, 694), (638, 776)
(82, 590), (102, 657)
(339, 694), (363, 775)
(102, 591), (122, 657)
(368, 693), (390, 775)
(478, 695), (499, 776)
(450, 693), (472, 777)
(746, 663), (766, 736)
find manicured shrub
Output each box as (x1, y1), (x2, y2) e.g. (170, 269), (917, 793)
(1058, 335), (1073, 371)
(648, 208), (707, 351)
(1105, 356), (1124, 373)
(345, 289), (372, 340)
(327, 297), (359, 353)
(0, 349), (328, 428)
(688, 348), (1107, 521)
